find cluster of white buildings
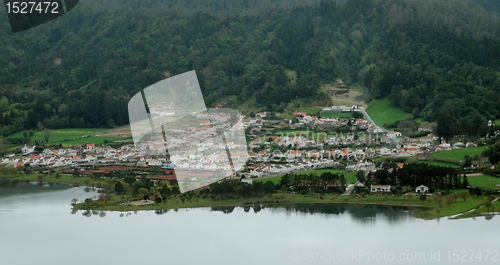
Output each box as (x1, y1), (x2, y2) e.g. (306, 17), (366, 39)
(1, 105), (478, 179)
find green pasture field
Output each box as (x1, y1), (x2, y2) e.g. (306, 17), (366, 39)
(367, 98), (411, 126)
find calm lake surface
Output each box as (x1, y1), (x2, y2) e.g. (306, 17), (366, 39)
(1, 183), (499, 265)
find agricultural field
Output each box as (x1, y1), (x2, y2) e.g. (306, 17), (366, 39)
(6, 128), (126, 147)
(297, 107), (322, 115)
(419, 145), (488, 168)
(366, 98), (411, 126)
(467, 175), (500, 190)
(320, 112), (352, 118)
(433, 146), (488, 160)
(300, 168), (358, 183)
(420, 160), (460, 169)
(59, 136), (128, 147)
(255, 168), (358, 184)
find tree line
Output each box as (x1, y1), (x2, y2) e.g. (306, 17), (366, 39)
(1, 0), (500, 140)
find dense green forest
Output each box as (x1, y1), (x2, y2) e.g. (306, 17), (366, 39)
(1, 0), (500, 140)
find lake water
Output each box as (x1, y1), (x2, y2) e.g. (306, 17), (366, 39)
(1, 183), (499, 265)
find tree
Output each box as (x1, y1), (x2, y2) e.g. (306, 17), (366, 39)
(356, 170), (366, 183)
(114, 182), (124, 194)
(0, 137), (5, 156)
(352, 112), (363, 119)
(138, 188), (149, 196)
(36, 121), (44, 131)
(482, 142), (500, 164)
(131, 180), (144, 191)
(43, 128), (52, 143)
(463, 155), (472, 167)
(462, 175), (469, 188)
(436, 194), (444, 207)
(123, 176), (136, 186)
(419, 194), (427, 202)
(426, 196), (433, 205)
(55, 171), (61, 179)
(484, 201), (494, 212)
(446, 195), (454, 206)
(459, 191), (470, 201)
(434, 105), (455, 143)
(397, 120), (417, 136)
(37, 174), (45, 181)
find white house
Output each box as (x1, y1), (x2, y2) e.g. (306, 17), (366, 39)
(388, 131), (402, 139)
(241, 178), (253, 184)
(415, 185), (429, 193)
(22, 145), (35, 155)
(370, 185), (391, 193)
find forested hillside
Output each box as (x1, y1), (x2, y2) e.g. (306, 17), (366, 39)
(473, 0), (500, 15)
(1, 0), (500, 139)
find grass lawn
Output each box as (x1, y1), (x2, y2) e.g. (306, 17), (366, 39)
(297, 107), (322, 115)
(453, 201), (500, 219)
(433, 146), (488, 160)
(467, 175), (500, 190)
(255, 168), (358, 185)
(419, 160), (460, 168)
(60, 136), (126, 147)
(422, 146), (489, 166)
(344, 195), (484, 220)
(6, 128), (113, 145)
(320, 112), (352, 118)
(366, 98), (411, 126)
(300, 168), (357, 183)
(254, 176), (282, 184)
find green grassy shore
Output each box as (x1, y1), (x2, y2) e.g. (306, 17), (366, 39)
(71, 192), (486, 221)
(7, 174), (493, 221)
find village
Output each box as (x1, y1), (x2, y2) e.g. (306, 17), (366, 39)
(0, 106), (477, 185)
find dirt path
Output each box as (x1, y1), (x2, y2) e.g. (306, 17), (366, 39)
(465, 173), (483, 176)
(321, 80), (366, 108)
(129, 200), (155, 206)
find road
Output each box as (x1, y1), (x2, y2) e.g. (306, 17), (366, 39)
(342, 182), (361, 195)
(359, 109), (389, 134)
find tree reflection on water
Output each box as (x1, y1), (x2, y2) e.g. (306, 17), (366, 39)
(209, 203), (410, 223)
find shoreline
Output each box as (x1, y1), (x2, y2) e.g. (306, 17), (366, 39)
(72, 194), (485, 221)
(4, 175), (492, 220)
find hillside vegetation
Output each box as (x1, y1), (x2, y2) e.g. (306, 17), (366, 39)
(1, 0), (500, 142)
